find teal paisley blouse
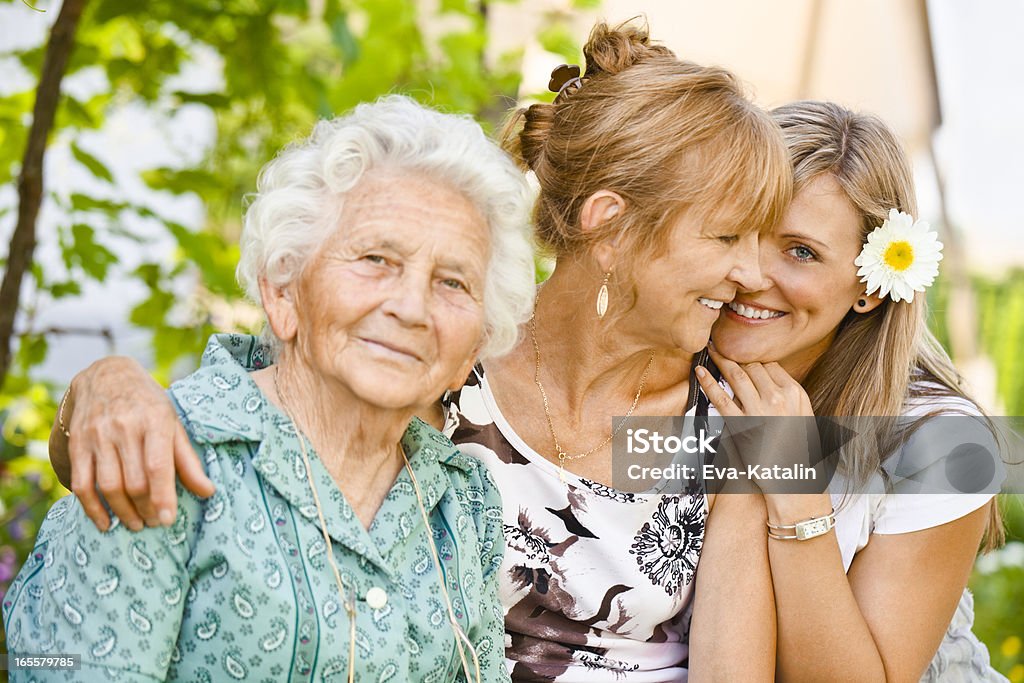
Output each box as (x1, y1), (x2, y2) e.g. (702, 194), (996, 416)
(3, 334), (508, 682)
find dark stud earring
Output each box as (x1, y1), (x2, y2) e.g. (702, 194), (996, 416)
(857, 298), (867, 308)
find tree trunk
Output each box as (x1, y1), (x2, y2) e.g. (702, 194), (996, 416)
(0, 0), (89, 386)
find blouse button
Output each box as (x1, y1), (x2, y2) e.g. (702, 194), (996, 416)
(366, 586), (388, 609)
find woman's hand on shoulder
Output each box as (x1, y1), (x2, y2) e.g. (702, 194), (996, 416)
(59, 356), (214, 532)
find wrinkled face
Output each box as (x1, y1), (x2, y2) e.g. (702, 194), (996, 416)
(711, 174), (867, 379)
(627, 210), (764, 354)
(288, 172), (489, 411)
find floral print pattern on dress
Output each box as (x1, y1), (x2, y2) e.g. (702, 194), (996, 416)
(444, 363), (710, 682)
(629, 495), (705, 596)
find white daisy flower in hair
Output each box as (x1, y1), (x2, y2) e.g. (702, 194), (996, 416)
(854, 209), (943, 304)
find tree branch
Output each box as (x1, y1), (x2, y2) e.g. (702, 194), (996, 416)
(0, 0), (90, 387)
(17, 325), (116, 354)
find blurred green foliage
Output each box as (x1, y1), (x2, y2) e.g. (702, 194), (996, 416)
(929, 268), (1024, 415)
(970, 496), (1024, 680)
(929, 273), (1024, 679)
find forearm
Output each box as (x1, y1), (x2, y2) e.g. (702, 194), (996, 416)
(4, 494), (191, 683)
(690, 490), (775, 682)
(765, 494), (888, 682)
(49, 381), (73, 489)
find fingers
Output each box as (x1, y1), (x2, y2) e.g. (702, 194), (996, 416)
(63, 356), (194, 530)
(121, 434), (159, 527)
(707, 346), (761, 412)
(94, 441), (145, 532)
(742, 363), (779, 398)
(143, 424), (182, 527)
(762, 362), (795, 387)
(763, 362), (815, 416)
(695, 366), (743, 416)
(175, 425), (214, 500)
(69, 437), (110, 532)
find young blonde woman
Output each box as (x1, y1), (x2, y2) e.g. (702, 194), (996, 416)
(42, 22), (791, 682)
(698, 100), (1006, 682)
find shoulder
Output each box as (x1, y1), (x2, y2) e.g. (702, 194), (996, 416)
(895, 382), (997, 473)
(870, 382), (1000, 535)
(167, 336), (268, 447)
(902, 380), (984, 417)
(404, 418), (504, 577)
(406, 417), (498, 498)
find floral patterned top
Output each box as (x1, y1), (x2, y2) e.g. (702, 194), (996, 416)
(3, 334), (508, 683)
(443, 364), (710, 683)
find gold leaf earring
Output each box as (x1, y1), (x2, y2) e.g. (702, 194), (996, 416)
(596, 273), (610, 319)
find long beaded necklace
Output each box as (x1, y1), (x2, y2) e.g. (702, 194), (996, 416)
(528, 312), (655, 483)
(273, 367), (481, 682)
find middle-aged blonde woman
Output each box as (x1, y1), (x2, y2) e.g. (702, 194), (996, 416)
(4, 96), (538, 682)
(36, 22), (792, 682)
(696, 101), (1008, 682)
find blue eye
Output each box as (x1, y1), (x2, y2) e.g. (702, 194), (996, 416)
(441, 278), (467, 292)
(787, 245), (816, 261)
(363, 254), (387, 264)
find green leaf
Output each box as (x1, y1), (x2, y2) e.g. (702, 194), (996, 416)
(70, 223), (118, 281)
(165, 222), (240, 297)
(61, 96), (99, 128)
(141, 167), (218, 197)
(129, 289), (175, 328)
(15, 45), (44, 76)
(47, 280), (82, 298)
(16, 334), (48, 371)
(70, 142), (114, 182)
(29, 262), (45, 289)
(538, 24), (581, 64)
(70, 193), (127, 214)
(328, 12), (359, 65)
(440, 0), (469, 12)
(132, 263), (162, 287)
(169, 91), (231, 108)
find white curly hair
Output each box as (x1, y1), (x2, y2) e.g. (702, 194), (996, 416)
(236, 95), (536, 358)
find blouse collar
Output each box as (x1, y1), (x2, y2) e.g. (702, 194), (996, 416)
(168, 334), (476, 574)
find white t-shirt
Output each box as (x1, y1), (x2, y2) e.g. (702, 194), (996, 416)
(705, 379), (1007, 682)
(830, 391), (1001, 570)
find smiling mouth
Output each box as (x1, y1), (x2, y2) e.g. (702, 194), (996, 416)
(698, 297), (726, 311)
(726, 301), (786, 321)
(359, 338), (422, 361)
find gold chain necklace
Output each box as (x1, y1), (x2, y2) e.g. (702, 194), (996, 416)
(528, 312), (655, 483)
(273, 367), (480, 683)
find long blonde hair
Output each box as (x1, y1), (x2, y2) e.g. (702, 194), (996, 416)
(773, 101), (1003, 550)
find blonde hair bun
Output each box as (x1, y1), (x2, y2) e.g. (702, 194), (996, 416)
(583, 20), (674, 79)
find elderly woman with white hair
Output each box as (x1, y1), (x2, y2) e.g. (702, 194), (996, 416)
(2, 96), (535, 682)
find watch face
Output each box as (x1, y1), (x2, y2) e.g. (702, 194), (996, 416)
(795, 516), (834, 540)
